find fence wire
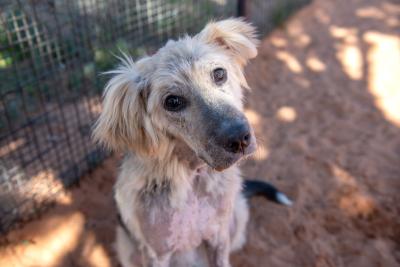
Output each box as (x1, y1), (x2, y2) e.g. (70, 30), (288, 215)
(0, 0), (236, 234)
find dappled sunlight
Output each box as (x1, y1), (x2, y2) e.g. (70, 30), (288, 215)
(82, 232), (112, 267)
(364, 31), (400, 126)
(356, 6), (385, 19)
(356, 3), (400, 27)
(330, 26), (357, 39)
(56, 191), (74, 206)
(306, 56), (326, 72)
(0, 138), (25, 158)
(0, 156), (118, 267)
(244, 109), (261, 126)
(331, 165), (357, 187)
(24, 170), (64, 203)
(331, 165), (376, 218)
(330, 26), (363, 80)
(88, 97), (103, 116)
(385, 17), (400, 27)
(0, 212), (85, 267)
(295, 34), (311, 47)
(336, 44), (363, 80)
(239, 0), (400, 264)
(314, 7), (331, 24)
(276, 106), (297, 122)
(276, 51), (303, 73)
(381, 2), (400, 14)
(287, 22), (311, 47)
(0, 168), (65, 220)
(381, 2), (400, 27)
(253, 143), (270, 161)
(293, 76), (311, 89)
(329, 26), (364, 80)
(338, 191), (376, 218)
(270, 36), (287, 48)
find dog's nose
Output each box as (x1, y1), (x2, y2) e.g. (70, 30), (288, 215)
(225, 132), (251, 153)
(223, 123), (251, 154)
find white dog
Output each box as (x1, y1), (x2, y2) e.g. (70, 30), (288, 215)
(93, 18), (291, 267)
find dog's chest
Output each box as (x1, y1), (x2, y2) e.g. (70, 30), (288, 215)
(137, 177), (232, 254)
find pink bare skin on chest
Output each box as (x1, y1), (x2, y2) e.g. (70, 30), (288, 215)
(137, 174), (234, 256)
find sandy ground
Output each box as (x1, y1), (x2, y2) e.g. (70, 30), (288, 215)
(1, 0), (400, 266)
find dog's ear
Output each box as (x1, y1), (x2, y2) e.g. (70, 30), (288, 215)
(196, 18), (259, 66)
(93, 55), (157, 155)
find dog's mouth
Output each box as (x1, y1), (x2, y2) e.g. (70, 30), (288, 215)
(199, 140), (257, 172)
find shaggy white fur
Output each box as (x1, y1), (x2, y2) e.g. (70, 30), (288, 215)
(93, 18), (258, 267)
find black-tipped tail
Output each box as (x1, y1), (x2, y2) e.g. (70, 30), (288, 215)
(243, 180), (293, 206)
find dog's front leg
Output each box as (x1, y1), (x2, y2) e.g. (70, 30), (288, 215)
(205, 232), (231, 267)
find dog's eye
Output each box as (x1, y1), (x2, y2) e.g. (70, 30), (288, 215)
(212, 68), (227, 85)
(164, 95), (187, 112)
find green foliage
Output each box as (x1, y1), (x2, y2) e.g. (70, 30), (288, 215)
(83, 62), (95, 79)
(0, 51), (12, 68)
(94, 48), (114, 72)
(0, 26), (12, 68)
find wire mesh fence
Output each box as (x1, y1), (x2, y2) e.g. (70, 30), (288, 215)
(0, 0), (237, 234)
(0, 0), (310, 234)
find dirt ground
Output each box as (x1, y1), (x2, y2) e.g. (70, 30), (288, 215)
(1, 0), (400, 266)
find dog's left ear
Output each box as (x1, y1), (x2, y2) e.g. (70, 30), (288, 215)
(93, 55), (159, 155)
(196, 18), (259, 66)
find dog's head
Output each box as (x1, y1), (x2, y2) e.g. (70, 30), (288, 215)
(93, 18), (259, 171)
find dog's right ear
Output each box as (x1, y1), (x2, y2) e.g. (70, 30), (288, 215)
(196, 18), (259, 66)
(93, 56), (157, 154)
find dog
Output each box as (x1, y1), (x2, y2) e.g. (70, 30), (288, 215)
(93, 18), (291, 267)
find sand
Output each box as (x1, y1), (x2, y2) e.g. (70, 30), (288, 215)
(1, 0), (399, 266)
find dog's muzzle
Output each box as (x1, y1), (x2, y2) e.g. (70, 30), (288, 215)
(215, 117), (253, 154)
(202, 108), (256, 171)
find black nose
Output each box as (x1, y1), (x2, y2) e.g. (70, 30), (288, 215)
(223, 123), (251, 154)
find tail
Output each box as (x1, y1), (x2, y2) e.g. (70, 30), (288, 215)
(243, 179), (293, 206)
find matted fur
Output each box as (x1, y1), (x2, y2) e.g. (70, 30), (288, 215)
(93, 18), (258, 267)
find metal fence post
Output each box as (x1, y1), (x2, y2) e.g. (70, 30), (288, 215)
(237, 0), (246, 17)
